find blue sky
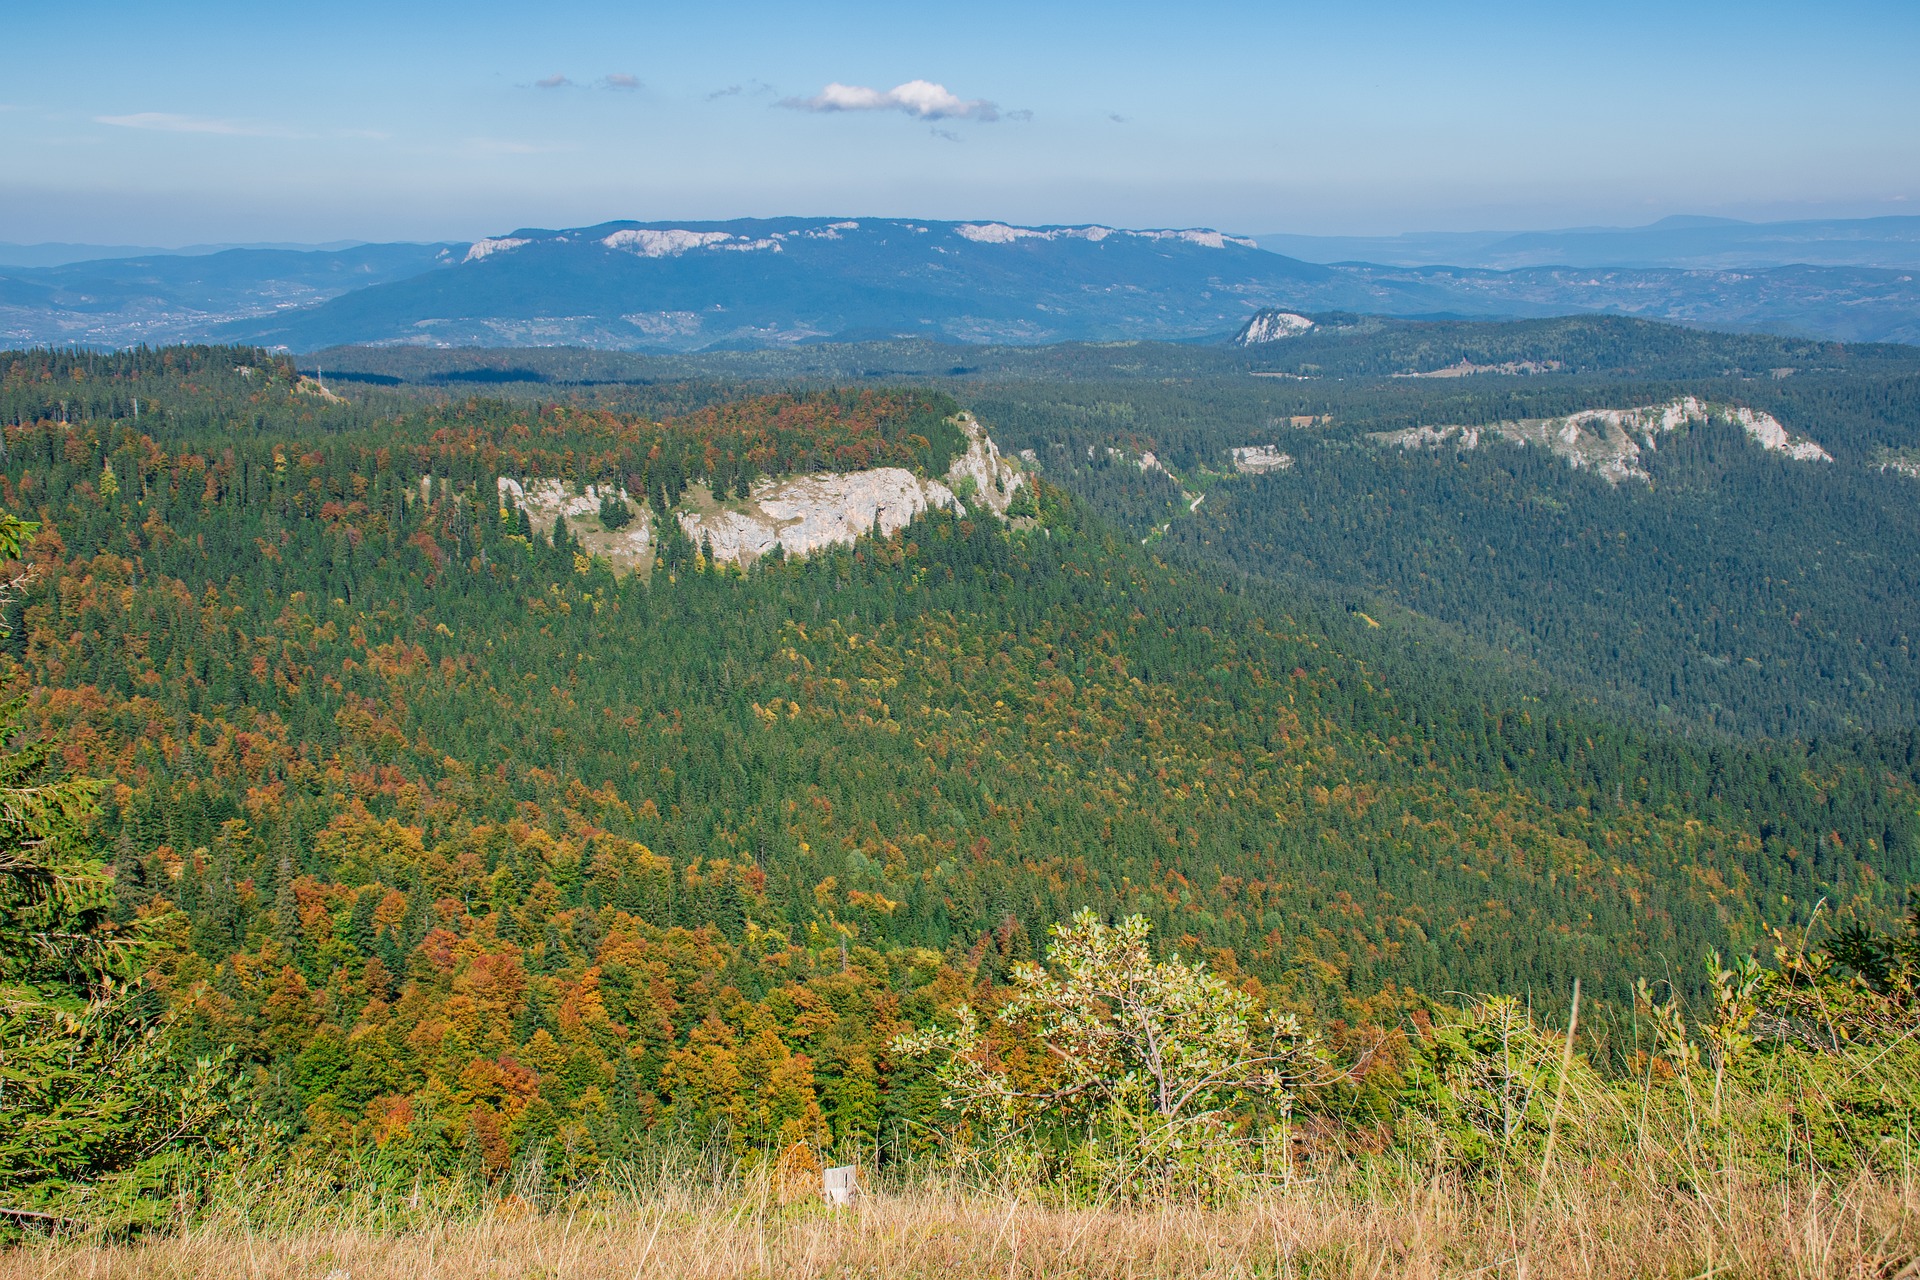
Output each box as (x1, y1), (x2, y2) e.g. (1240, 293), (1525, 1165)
(3, 0), (1917, 245)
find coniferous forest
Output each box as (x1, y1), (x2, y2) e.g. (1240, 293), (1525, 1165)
(1, 338), (1917, 1269)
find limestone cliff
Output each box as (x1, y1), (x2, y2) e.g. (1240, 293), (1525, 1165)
(1369, 396), (1832, 485)
(499, 413), (1024, 571)
(496, 478), (653, 572)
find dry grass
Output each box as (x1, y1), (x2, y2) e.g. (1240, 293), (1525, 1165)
(6, 1163), (1915, 1280)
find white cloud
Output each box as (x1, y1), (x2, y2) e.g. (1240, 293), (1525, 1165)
(779, 79), (999, 122)
(601, 73), (640, 91)
(709, 80), (775, 101)
(535, 74), (573, 90)
(94, 112), (280, 136)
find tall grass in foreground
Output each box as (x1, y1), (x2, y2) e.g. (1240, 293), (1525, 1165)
(7, 913), (1916, 1276)
(9, 1027), (1920, 1280)
(9, 995), (1914, 1279)
(2, 1153), (1914, 1279)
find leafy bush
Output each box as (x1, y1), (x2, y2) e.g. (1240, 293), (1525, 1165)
(895, 911), (1324, 1198)
(1396, 993), (1599, 1179)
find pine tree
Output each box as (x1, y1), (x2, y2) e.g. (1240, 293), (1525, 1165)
(0, 508), (225, 1227)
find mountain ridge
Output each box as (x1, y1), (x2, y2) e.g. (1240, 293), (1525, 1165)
(213, 216), (1391, 352)
(3, 217), (1919, 352)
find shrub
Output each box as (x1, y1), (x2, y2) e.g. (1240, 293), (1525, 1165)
(894, 910), (1325, 1198)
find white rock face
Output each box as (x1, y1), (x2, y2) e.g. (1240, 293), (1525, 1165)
(497, 478), (654, 568)
(1391, 358), (1563, 377)
(603, 229), (748, 257)
(692, 468), (954, 562)
(1371, 396), (1832, 484)
(1231, 445), (1295, 474)
(680, 413), (1024, 564)
(954, 223), (1255, 249)
(500, 414), (1025, 571)
(943, 415), (1026, 516)
(1725, 405), (1834, 462)
(1233, 311), (1315, 345)
(1106, 446), (1173, 479)
(464, 237), (531, 263)
(598, 224), (859, 260)
(955, 223), (1032, 245)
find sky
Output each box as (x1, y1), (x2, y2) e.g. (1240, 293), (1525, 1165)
(3, 0), (1918, 246)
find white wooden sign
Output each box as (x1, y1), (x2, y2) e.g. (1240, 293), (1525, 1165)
(823, 1165), (858, 1206)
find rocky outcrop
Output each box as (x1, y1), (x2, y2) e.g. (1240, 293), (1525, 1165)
(1876, 449), (1920, 480)
(1104, 446), (1173, 480)
(1231, 445), (1294, 474)
(1391, 358), (1562, 378)
(499, 413), (1025, 571)
(943, 415), (1025, 516)
(497, 478), (654, 571)
(684, 468), (953, 563)
(1232, 310), (1314, 345)
(1370, 396), (1831, 484)
(682, 412), (1026, 563)
(1724, 405), (1833, 463)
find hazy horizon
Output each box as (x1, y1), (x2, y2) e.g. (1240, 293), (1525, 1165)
(4, 0), (1916, 246)
(6, 211), (1920, 265)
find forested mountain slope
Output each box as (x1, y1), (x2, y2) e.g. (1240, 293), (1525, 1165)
(310, 312), (1920, 387)
(314, 318), (1920, 739)
(2, 345), (1915, 1166)
(216, 219), (1400, 353)
(9, 212), (1918, 350)
(968, 355), (1920, 739)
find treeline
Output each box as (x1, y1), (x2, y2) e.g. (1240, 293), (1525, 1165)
(4, 346), (964, 529)
(1223, 312), (1920, 380)
(308, 313), (1920, 392)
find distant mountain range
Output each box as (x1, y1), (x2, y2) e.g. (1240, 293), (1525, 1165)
(1257, 215), (1920, 272)
(0, 243), (457, 348)
(1, 215), (1917, 352)
(0, 240), (374, 270)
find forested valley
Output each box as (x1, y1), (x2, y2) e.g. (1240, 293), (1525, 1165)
(0, 342), (1915, 1223)
(319, 316), (1920, 738)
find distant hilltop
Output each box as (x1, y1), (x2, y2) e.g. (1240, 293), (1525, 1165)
(1231, 310), (1316, 345)
(464, 220), (1260, 263)
(217, 216), (1350, 353)
(2, 214), (1918, 351)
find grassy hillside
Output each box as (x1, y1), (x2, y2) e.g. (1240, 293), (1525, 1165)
(5, 1161), (1912, 1279)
